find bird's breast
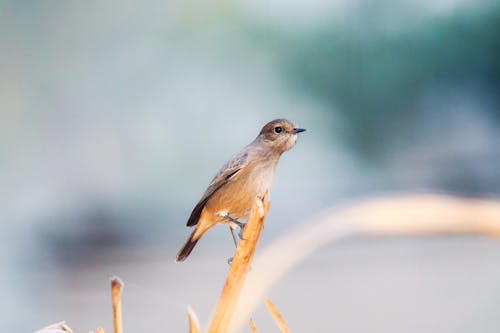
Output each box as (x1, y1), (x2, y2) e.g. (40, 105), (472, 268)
(207, 160), (277, 222)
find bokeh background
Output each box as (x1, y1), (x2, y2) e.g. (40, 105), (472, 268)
(1, 0), (500, 332)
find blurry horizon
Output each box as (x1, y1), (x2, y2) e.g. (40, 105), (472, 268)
(1, 0), (500, 332)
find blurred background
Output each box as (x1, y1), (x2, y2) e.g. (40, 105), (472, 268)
(1, 0), (500, 332)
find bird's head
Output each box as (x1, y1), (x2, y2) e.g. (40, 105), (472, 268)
(257, 119), (306, 153)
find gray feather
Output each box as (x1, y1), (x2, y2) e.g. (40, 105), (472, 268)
(186, 151), (249, 226)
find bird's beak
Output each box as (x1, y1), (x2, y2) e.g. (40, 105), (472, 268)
(293, 128), (306, 134)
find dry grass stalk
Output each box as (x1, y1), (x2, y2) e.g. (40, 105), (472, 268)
(231, 194), (500, 331)
(207, 195), (270, 333)
(35, 322), (74, 333)
(265, 298), (291, 333)
(89, 327), (105, 333)
(187, 306), (201, 333)
(110, 276), (124, 333)
(36, 313), (106, 333)
(249, 319), (259, 333)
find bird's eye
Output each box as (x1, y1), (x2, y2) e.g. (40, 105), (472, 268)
(274, 126), (283, 134)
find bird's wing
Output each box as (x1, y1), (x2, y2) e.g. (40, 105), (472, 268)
(186, 151), (249, 226)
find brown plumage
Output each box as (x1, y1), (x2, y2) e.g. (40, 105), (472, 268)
(176, 119), (305, 262)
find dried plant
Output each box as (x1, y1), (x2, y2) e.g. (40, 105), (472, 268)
(265, 298), (291, 333)
(248, 319), (259, 333)
(34, 193), (500, 333)
(187, 306), (201, 333)
(230, 194), (500, 331)
(207, 194), (270, 333)
(110, 276), (124, 333)
(35, 322), (74, 333)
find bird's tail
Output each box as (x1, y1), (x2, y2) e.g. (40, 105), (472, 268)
(176, 229), (200, 262)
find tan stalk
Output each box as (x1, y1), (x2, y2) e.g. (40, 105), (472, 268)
(110, 276), (124, 333)
(207, 194), (270, 333)
(265, 298), (291, 333)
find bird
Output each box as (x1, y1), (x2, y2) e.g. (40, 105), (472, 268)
(176, 119), (306, 262)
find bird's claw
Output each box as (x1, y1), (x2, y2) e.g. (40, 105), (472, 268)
(238, 224), (247, 240)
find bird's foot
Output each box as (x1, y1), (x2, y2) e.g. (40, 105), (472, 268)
(224, 214), (247, 240)
(238, 224), (247, 240)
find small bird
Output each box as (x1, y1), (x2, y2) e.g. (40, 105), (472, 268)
(176, 119), (305, 262)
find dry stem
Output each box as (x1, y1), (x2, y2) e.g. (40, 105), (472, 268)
(265, 298), (291, 333)
(35, 322), (74, 333)
(187, 306), (201, 333)
(207, 195), (270, 333)
(89, 328), (105, 333)
(110, 276), (124, 333)
(232, 194), (500, 331)
(249, 319), (259, 333)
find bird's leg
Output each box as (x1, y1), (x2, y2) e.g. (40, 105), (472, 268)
(225, 215), (246, 228)
(238, 225), (246, 240)
(224, 216), (252, 269)
(225, 216), (245, 265)
(223, 214), (247, 240)
(228, 225), (238, 248)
